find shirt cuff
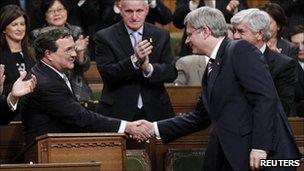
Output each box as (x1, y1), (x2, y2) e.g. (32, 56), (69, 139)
(78, 0), (85, 6)
(118, 120), (127, 133)
(153, 122), (161, 140)
(252, 149), (267, 153)
(149, 0), (157, 8)
(7, 93), (18, 111)
(143, 64), (153, 77)
(131, 55), (140, 69)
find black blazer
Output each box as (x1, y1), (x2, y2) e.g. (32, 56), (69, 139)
(0, 95), (18, 125)
(0, 50), (35, 96)
(21, 61), (121, 145)
(157, 38), (300, 170)
(294, 63), (304, 116)
(263, 46), (297, 116)
(94, 21), (177, 121)
(277, 38), (299, 59)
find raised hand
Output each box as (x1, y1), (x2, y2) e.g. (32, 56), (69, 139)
(134, 39), (153, 66)
(0, 64), (5, 94)
(226, 0), (240, 13)
(9, 71), (37, 104)
(75, 35), (89, 64)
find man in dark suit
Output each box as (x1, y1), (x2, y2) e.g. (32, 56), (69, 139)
(290, 24), (304, 117)
(231, 8), (298, 116)
(138, 7), (300, 170)
(0, 64), (36, 125)
(21, 27), (152, 145)
(94, 0), (177, 121)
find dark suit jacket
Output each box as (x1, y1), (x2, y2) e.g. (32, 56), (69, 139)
(173, 0), (248, 57)
(0, 95), (18, 125)
(263, 47), (297, 116)
(277, 38), (299, 59)
(157, 38), (300, 170)
(94, 21), (177, 121)
(0, 50), (35, 96)
(21, 61), (121, 145)
(294, 63), (304, 116)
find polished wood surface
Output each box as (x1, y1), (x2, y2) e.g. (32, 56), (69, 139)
(0, 162), (101, 171)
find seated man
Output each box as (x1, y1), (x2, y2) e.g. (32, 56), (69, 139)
(174, 55), (207, 86)
(0, 64), (36, 125)
(21, 27), (152, 145)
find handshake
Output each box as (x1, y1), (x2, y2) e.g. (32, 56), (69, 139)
(124, 120), (155, 142)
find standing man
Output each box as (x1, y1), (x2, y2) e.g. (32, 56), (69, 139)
(21, 27), (152, 145)
(94, 0), (177, 121)
(231, 8), (297, 116)
(139, 7), (300, 170)
(0, 64), (36, 125)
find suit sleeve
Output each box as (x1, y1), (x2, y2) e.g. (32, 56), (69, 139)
(32, 85), (121, 132)
(148, 30), (177, 84)
(172, 0), (191, 29)
(232, 41), (277, 151)
(158, 96), (211, 143)
(147, 0), (172, 25)
(0, 95), (17, 125)
(275, 57), (297, 116)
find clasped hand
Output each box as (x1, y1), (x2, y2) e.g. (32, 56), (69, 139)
(134, 39), (153, 72)
(124, 120), (155, 142)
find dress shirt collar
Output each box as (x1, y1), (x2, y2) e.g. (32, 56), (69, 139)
(125, 25), (144, 36)
(259, 43), (267, 54)
(209, 37), (225, 60)
(41, 60), (66, 79)
(299, 60), (304, 70)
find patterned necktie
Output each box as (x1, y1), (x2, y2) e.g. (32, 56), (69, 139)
(207, 58), (215, 77)
(62, 74), (73, 93)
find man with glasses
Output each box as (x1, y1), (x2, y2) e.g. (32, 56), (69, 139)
(20, 26), (153, 145)
(94, 0), (177, 122)
(137, 6), (300, 170)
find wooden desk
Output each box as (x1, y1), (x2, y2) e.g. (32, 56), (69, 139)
(0, 162), (101, 171)
(32, 133), (126, 171)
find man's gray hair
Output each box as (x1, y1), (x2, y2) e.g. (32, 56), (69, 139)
(184, 7), (227, 37)
(120, 0), (149, 5)
(231, 8), (271, 41)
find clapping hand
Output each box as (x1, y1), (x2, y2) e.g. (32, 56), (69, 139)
(0, 64), (5, 94)
(9, 71), (37, 104)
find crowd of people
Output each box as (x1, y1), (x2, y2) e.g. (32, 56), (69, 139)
(0, 0), (303, 170)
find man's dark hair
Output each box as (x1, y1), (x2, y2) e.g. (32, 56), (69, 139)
(289, 24), (304, 38)
(34, 26), (71, 60)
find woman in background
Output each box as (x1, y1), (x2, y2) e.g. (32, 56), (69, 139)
(0, 5), (35, 96)
(31, 0), (92, 102)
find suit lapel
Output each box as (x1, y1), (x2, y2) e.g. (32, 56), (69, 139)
(116, 21), (134, 56)
(207, 38), (228, 102)
(37, 61), (75, 97)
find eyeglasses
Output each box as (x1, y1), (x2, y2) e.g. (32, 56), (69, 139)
(186, 28), (201, 40)
(63, 47), (76, 55)
(46, 7), (66, 15)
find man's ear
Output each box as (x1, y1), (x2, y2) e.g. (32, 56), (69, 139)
(44, 50), (52, 61)
(256, 30), (263, 41)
